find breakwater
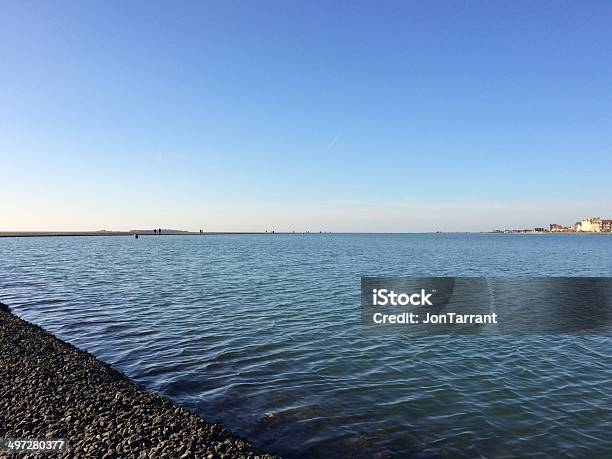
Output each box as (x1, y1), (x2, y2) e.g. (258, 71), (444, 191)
(0, 303), (276, 458)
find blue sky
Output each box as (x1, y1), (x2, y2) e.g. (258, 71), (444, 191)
(1, 1), (611, 231)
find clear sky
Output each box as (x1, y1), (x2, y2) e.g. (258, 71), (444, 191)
(1, 0), (611, 232)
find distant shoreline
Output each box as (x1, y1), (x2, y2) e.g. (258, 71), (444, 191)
(1, 231), (611, 238)
(0, 231), (270, 238)
(489, 231), (612, 236)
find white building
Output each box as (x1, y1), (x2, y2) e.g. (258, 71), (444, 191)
(577, 217), (602, 232)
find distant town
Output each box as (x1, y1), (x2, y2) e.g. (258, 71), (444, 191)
(494, 217), (612, 234)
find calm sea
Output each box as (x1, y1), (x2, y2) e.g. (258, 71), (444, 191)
(1, 234), (612, 458)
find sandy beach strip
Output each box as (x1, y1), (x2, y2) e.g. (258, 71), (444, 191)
(0, 302), (277, 458)
(0, 232), (271, 238)
(0, 231), (142, 237)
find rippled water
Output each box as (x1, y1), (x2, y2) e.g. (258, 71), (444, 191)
(1, 234), (612, 458)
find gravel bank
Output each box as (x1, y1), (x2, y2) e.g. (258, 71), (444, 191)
(0, 303), (277, 458)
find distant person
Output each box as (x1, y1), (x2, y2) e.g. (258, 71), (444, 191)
(158, 228), (162, 235)
(153, 229), (157, 235)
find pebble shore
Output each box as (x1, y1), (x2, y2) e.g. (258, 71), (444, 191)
(0, 302), (277, 458)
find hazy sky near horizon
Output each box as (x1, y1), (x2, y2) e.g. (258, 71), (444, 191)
(1, 1), (611, 232)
